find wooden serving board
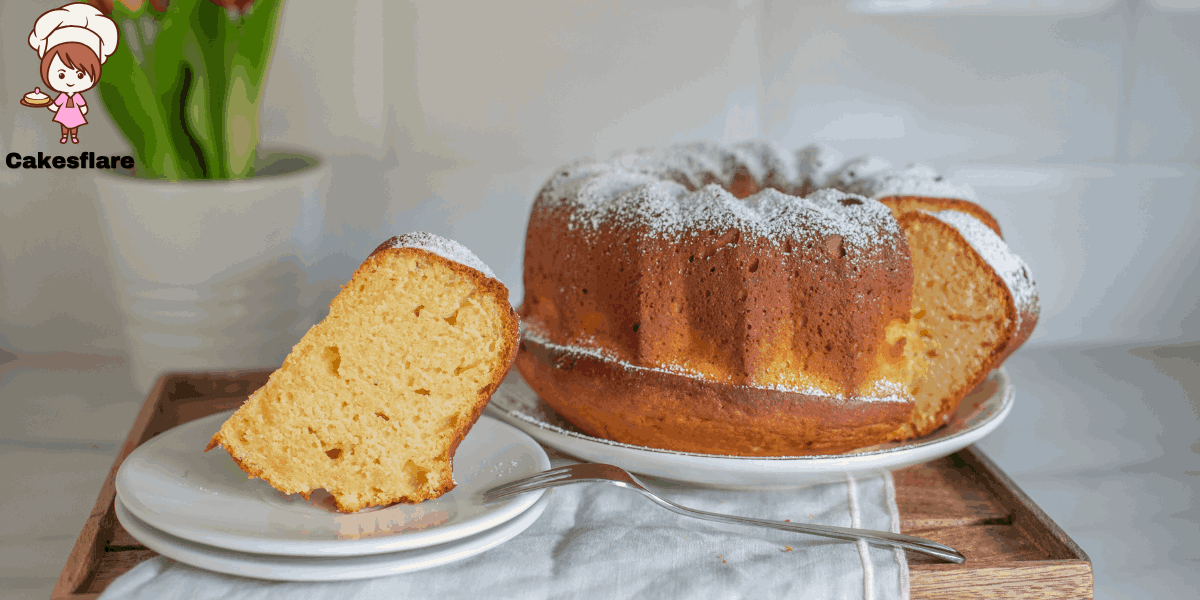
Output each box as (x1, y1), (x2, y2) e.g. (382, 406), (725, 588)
(52, 369), (1092, 599)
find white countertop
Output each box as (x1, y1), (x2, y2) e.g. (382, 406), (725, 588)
(1, 340), (1196, 599)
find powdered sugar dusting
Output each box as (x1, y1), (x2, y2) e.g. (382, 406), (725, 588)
(930, 211), (1040, 326)
(795, 143), (843, 193)
(540, 142), (981, 226)
(843, 164), (978, 202)
(736, 139), (800, 187)
(534, 143), (908, 258)
(823, 155), (894, 192)
(383, 232), (498, 280)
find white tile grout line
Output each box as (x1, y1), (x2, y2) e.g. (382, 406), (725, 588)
(846, 472), (875, 600)
(885, 472), (911, 600)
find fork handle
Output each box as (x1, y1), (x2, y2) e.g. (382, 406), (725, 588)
(637, 491), (966, 564)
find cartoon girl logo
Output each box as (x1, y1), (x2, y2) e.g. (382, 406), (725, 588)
(26, 4), (119, 145)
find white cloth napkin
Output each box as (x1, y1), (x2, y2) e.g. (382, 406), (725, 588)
(100, 451), (908, 600)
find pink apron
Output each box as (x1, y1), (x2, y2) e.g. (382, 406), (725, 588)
(53, 93), (87, 129)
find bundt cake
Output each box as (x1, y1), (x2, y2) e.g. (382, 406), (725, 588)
(207, 232), (519, 512)
(517, 140), (1037, 456)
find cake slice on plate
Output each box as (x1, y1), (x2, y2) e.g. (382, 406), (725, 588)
(207, 232), (519, 513)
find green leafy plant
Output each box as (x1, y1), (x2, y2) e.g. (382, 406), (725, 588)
(89, 0), (283, 179)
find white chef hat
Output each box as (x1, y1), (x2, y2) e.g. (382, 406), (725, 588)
(29, 4), (120, 65)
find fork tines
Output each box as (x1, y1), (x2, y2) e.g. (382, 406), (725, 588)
(482, 465), (577, 503)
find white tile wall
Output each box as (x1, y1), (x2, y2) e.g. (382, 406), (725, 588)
(2, 0), (1198, 360)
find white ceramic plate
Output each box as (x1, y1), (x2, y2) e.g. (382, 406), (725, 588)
(115, 493), (550, 582)
(115, 412), (550, 556)
(486, 368), (1014, 489)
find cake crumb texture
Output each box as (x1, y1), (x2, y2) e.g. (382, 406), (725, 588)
(898, 211), (1038, 436)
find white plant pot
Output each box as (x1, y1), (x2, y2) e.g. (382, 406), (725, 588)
(94, 152), (332, 391)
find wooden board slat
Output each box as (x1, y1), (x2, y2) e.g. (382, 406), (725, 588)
(893, 458), (1011, 529)
(53, 369), (1091, 599)
(910, 562), (1094, 599)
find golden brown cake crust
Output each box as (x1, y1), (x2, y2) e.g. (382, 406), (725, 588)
(522, 176), (915, 394)
(516, 337), (914, 456)
(518, 141), (924, 456)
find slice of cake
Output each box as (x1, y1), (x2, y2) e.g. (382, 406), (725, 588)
(207, 232), (520, 512)
(896, 210), (1039, 437)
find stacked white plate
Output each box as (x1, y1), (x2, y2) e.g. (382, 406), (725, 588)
(114, 412), (551, 582)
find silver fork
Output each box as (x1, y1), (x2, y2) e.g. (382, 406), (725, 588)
(483, 462), (965, 564)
